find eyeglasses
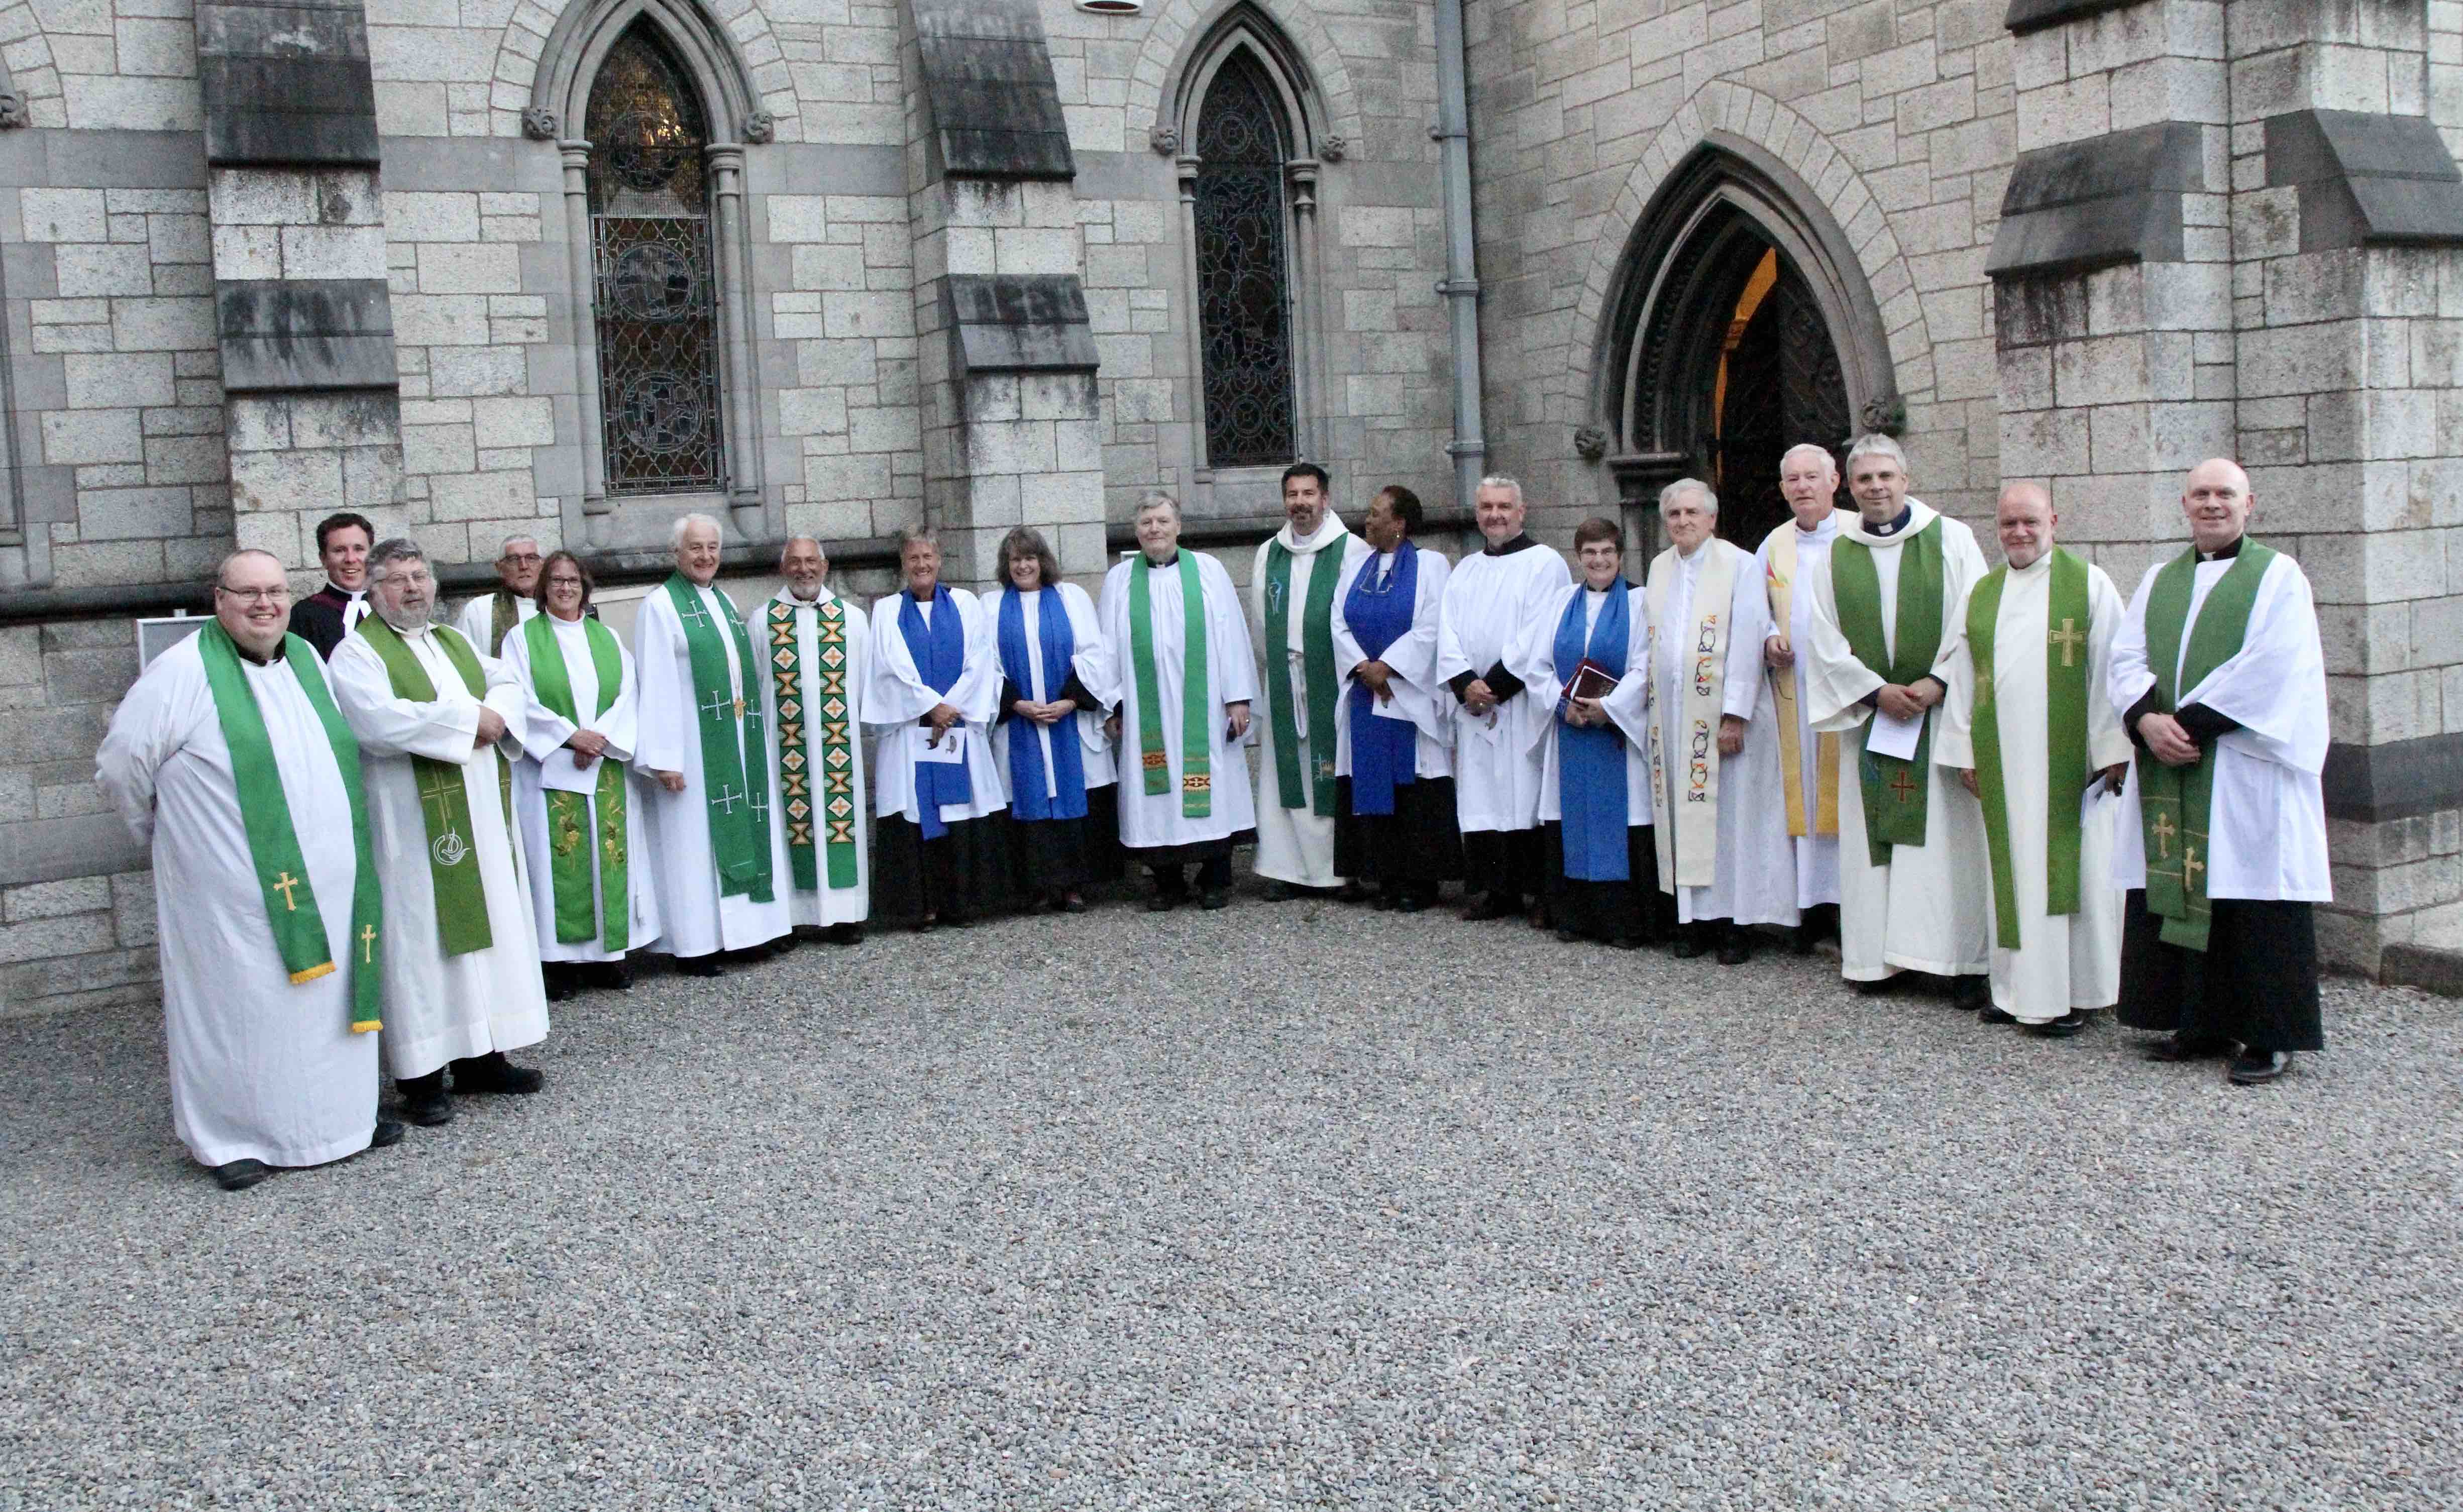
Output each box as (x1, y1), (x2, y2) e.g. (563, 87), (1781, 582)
(215, 586), (291, 604)
(501, 553), (544, 567)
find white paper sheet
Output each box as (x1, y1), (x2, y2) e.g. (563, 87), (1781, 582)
(913, 723), (967, 766)
(539, 748), (602, 794)
(1866, 707), (1923, 762)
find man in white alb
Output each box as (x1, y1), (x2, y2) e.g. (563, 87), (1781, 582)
(1251, 462), (1371, 898)
(762, 536), (872, 943)
(455, 534), (543, 656)
(1756, 444), (1846, 951)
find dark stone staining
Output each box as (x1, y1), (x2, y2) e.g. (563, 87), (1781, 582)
(2002, 0), (2143, 37)
(912, 0), (1075, 181)
(2321, 733), (2463, 824)
(2266, 110), (2463, 251)
(1985, 122), (2205, 279)
(216, 278), (398, 392)
(197, 1), (381, 167)
(943, 274), (1099, 374)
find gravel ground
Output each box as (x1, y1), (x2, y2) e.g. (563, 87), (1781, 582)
(4, 888), (2459, 1509)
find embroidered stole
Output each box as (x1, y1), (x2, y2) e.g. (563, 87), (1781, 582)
(354, 616), (505, 955)
(769, 595), (859, 891)
(1831, 521), (1946, 867)
(522, 613), (629, 953)
(1129, 553), (1212, 818)
(1967, 550), (2093, 952)
(1762, 521), (1840, 837)
(662, 575), (774, 902)
(1645, 544), (1737, 892)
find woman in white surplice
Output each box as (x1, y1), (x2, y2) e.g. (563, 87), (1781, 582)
(988, 526), (1120, 912)
(500, 551), (660, 998)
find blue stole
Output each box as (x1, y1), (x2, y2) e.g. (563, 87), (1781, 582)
(996, 586), (1089, 822)
(1343, 547), (1420, 816)
(1554, 585), (1631, 881)
(897, 586), (972, 839)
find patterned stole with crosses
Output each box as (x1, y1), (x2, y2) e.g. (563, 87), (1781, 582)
(769, 595), (860, 892)
(2135, 541), (2276, 953)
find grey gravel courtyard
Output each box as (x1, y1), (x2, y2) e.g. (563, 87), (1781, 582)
(4, 890), (2460, 1509)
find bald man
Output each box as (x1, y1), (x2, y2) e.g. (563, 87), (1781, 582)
(2107, 460), (2329, 1085)
(1933, 483), (2131, 1035)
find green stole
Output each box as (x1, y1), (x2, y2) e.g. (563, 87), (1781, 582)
(1262, 537), (1344, 816)
(1831, 519), (1946, 867)
(663, 575), (775, 902)
(2135, 541), (2277, 952)
(522, 613), (630, 953)
(354, 615), (506, 956)
(1129, 552), (1212, 817)
(196, 624), (384, 1032)
(1967, 549), (2093, 951)
(768, 594), (860, 892)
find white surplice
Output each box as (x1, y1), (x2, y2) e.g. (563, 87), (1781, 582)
(1250, 517), (1372, 887)
(1619, 539), (1798, 927)
(1100, 549), (1260, 850)
(1756, 512), (1844, 908)
(1799, 500), (1993, 981)
(1329, 546), (1454, 784)
(501, 613), (661, 964)
(1435, 538), (1572, 834)
(632, 581), (792, 958)
(2107, 547), (2332, 903)
(988, 581), (1120, 805)
(454, 592), (538, 658)
(328, 622), (550, 1080)
(1518, 582), (1654, 832)
(866, 587), (1008, 829)
(763, 586), (874, 928)
(1934, 553), (2133, 1021)
(95, 636), (379, 1169)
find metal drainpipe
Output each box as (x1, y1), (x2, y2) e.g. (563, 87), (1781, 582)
(1434, 0), (1486, 511)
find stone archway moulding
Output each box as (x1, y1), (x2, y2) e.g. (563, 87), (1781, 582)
(1571, 83), (1932, 442)
(522, 0), (782, 145)
(1131, 0), (1363, 155)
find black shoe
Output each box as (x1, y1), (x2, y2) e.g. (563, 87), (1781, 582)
(1146, 892), (1178, 913)
(1555, 926), (1581, 943)
(1060, 896), (1088, 914)
(1200, 889), (1229, 911)
(1849, 975), (1895, 995)
(824, 923), (867, 945)
(212, 1159), (270, 1192)
(1716, 934), (1751, 966)
(452, 1052), (544, 1095)
(1262, 882), (1295, 902)
(913, 916), (939, 934)
(1612, 933), (1646, 951)
(679, 954), (726, 978)
(1670, 933), (1706, 959)
(1463, 893), (1518, 922)
(1395, 895), (1425, 915)
(1978, 1006), (2018, 1025)
(398, 1073), (454, 1126)
(542, 967), (574, 1002)
(2228, 1050), (2292, 1085)
(1952, 977), (1989, 1011)
(2029, 1010), (2089, 1039)
(598, 960), (635, 991)
(1336, 883), (1369, 904)
(769, 933), (800, 954)
(2144, 1033), (2226, 1063)
(369, 1119), (406, 1149)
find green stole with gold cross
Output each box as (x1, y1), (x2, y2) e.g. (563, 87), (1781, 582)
(1966, 548), (2093, 951)
(196, 623), (384, 1031)
(768, 593), (860, 892)
(1262, 538), (1343, 817)
(1831, 519), (1945, 867)
(354, 615), (507, 956)
(2135, 541), (2277, 952)
(664, 575), (775, 902)
(521, 612), (629, 953)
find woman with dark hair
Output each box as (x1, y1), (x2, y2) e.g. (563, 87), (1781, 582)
(502, 549), (660, 995)
(991, 526), (1120, 910)
(1329, 485), (1463, 910)
(1511, 517), (1669, 949)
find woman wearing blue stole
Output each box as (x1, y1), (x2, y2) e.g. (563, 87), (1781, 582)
(1512, 517), (1667, 948)
(1329, 486), (1463, 911)
(990, 526), (1121, 912)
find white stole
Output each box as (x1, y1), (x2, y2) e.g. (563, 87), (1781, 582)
(1646, 543), (1737, 891)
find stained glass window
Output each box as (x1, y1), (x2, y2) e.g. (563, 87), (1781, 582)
(1193, 52), (1296, 469)
(586, 27), (725, 496)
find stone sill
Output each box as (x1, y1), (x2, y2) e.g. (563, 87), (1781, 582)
(2378, 943), (2463, 998)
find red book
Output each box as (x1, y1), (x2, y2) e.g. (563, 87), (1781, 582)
(1566, 659), (1621, 702)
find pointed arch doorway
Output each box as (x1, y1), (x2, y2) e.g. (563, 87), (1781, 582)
(1598, 138), (1897, 552)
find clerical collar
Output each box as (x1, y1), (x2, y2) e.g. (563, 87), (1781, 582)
(325, 581), (364, 601)
(1144, 551), (1180, 568)
(2197, 536), (2243, 562)
(235, 639), (284, 667)
(1864, 504), (1914, 537)
(1483, 532), (1536, 557)
(788, 587), (823, 603)
(1796, 510), (1838, 535)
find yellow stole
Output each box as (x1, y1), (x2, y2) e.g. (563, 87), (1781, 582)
(1763, 519), (1840, 837)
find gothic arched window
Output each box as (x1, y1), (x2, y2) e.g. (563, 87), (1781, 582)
(586, 26), (725, 496)
(1192, 51), (1296, 469)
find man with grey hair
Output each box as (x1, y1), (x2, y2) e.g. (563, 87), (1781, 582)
(1437, 475), (1570, 922)
(634, 512), (790, 972)
(329, 537), (550, 1127)
(97, 550), (399, 1188)
(455, 534), (544, 656)
(1755, 442), (1846, 950)
(1797, 435), (1993, 1006)
(761, 534), (871, 942)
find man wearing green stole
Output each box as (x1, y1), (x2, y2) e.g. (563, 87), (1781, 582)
(98, 551), (398, 1191)
(1934, 484), (2132, 1037)
(1249, 463), (1369, 899)
(2109, 460), (2329, 1085)
(329, 538), (550, 1128)
(1799, 434), (1994, 1005)
(634, 514), (791, 974)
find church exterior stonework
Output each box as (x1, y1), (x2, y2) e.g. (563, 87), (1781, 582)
(0, 0), (2453, 1012)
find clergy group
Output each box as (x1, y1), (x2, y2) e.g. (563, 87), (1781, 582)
(94, 444), (2332, 1192)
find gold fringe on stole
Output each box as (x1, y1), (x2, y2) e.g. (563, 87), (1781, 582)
(1763, 522), (1842, 838)
(289, 961), (336, 984)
